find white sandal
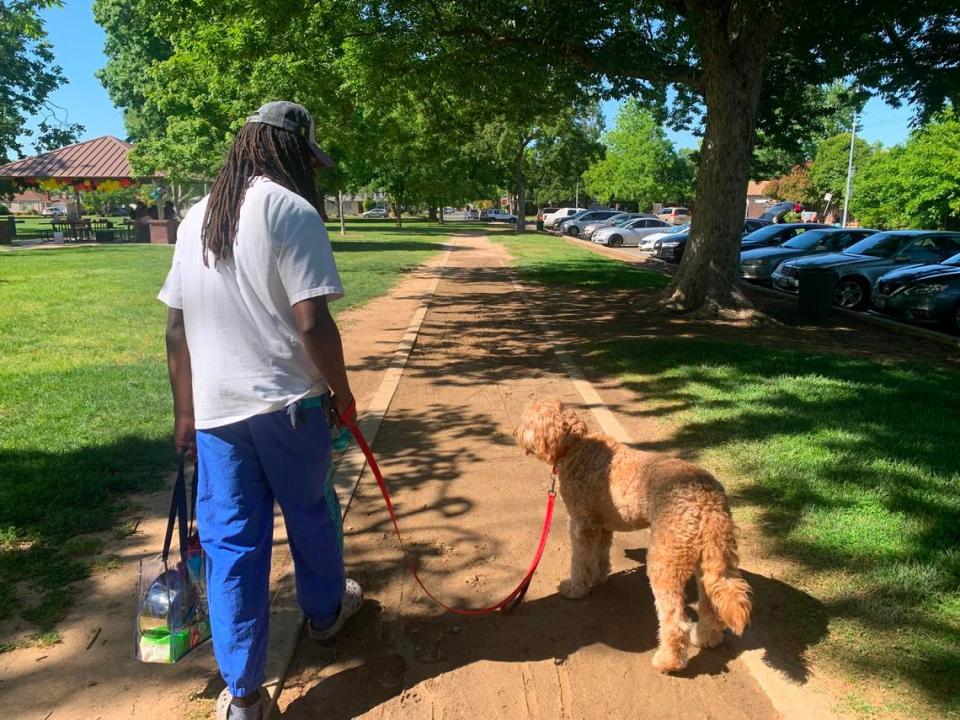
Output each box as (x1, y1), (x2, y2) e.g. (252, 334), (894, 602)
(307, 578), (363, 641)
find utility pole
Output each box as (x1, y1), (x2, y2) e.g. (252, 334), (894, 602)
(841, 104), (859, 228)
(575, 181), (579, 208)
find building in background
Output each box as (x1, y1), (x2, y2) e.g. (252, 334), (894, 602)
(4, 189), (70, 215)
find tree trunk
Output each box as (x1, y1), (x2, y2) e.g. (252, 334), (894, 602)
(660, 3), (786, 318)
(514, 151), (526, 232)
(337, 190), (346, 236)
(392, 199), (402, 228)
(428, 205), (438, 222)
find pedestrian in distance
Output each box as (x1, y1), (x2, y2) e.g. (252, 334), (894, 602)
(159, 101), (362, 720)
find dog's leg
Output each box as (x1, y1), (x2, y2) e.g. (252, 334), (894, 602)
(588, 528), (613, 586)
(647, 542), (694, 673)
(559, 518), (600, 599)
(691, 566), (725, 649)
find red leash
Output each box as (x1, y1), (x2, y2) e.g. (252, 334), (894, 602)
(336, 400), (557, 615)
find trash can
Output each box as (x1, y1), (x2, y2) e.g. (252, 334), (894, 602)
(0, 216), (15, 245)
(797, 267), (838, 322)
(148, 219), (179, 244)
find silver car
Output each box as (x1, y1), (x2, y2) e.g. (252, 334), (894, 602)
(593, 217), (671, 247)
(583, 213), (639, 239)
(559, 209), (617, 235)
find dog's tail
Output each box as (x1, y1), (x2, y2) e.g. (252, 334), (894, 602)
(699, 505), (752, 635)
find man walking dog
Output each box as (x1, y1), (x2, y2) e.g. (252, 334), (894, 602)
(160, 101), (361, 720)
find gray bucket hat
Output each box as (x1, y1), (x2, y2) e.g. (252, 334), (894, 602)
(245, 101), (335, 167)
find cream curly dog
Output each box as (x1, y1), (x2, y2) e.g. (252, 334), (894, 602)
(514, 398), (752, 673)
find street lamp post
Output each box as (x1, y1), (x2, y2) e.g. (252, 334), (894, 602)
(841, 106), (859, 228)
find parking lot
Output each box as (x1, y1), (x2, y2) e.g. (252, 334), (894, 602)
(543, 215), (960, 345)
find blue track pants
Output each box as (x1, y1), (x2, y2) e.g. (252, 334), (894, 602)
(196, 403), (344, 698)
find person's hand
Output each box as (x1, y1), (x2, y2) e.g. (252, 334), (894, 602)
(331, 391), (356, 425)
(174, 413), (196, 458)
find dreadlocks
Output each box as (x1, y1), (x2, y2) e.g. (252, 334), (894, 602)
(201, 123), (320, 266)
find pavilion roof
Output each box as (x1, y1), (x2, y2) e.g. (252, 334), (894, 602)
(0, 136), (148, 181)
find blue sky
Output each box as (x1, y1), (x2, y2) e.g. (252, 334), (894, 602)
(20, 1), (126, 147)
(27, 1), (918, 156)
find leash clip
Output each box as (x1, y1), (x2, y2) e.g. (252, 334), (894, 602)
(549, 471), (558, 496)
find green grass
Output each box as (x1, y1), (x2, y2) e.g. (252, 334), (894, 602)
(0, 223), (443, 643)
(494, 231), (669, 290)
(498, 234), (960, 719)
(9, 216), (56, 233)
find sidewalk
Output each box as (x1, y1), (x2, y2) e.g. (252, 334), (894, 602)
(277, 235), (781, 720)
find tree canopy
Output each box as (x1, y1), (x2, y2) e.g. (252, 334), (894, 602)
(809, 133), (876, 207)
(853, 110), (960, 230)
(1, 0), (82, 164)
(582, 101), (693, 210)
(95, 0), (960, 314)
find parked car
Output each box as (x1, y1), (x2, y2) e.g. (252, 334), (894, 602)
(583, 213), (648, 240)
(772, 230), (960, 310)
(544, 207), (581, 229)
(872, 249), (960, 331)
(556, 208), (601, 232)
(554, 209), (591, 232)
(41, 207), (64, 217)
(650, 232), (691, 261)
(562, 209), (621, 236)
(740, 228), (876, 282)
(593, 217), (671, 247)
(759, 200), (802, 223)
(652, 219), (773, 262)
(741, 222), (831, 250)
(640, 222), (690, 251)
(443, 206), (455, 214)
(488, 209), (517, 223)
(536, 207), (559, 227)
(464, 209), (480, 220)
(658, 207), (691, 225)
(361, 207), (389, 218)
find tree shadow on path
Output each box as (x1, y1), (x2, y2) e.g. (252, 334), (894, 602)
(282, 547), (827, 720)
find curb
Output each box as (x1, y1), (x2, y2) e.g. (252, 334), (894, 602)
(747, 282), (960, 349)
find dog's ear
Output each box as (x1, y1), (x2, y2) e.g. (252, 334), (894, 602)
(529, 399), (586, 463)
(562, 408), (588, 440)
(531, 405), (564, 463)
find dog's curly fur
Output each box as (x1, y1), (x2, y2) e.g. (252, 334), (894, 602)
(515, 398), (752, 673)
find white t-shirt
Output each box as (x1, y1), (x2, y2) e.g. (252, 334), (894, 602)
(158, 177), (344, 430)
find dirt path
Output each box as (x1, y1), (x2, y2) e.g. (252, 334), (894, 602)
(0, 249), (452, 720)
(278, 235), (779, 720)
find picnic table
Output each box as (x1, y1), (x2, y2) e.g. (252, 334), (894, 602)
(50, 218), (131, 243)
